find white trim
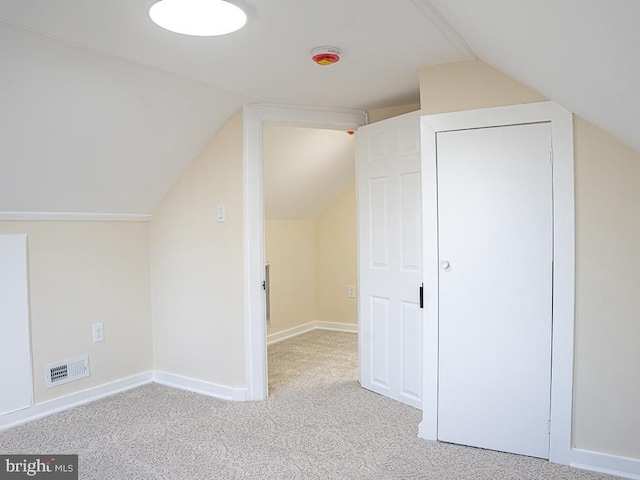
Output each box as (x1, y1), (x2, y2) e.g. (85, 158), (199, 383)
(153, 371), (247, 402)
(410, 0), (478, 61)
(0, 234), (33, 416)
(0, 369), (254, 432)
(315, 321), (358, 333)
(571, 449), (640, 480)
(267, 322), (316, 345)
(242, 104), (267, 402)
(245, 103), (368, 129)
(0, 371), (153, 432)
(419, 101), (575, 465)
(267, 321), (358, 345)
(243, 103), (367, 401)
(0, 212), (152, 222)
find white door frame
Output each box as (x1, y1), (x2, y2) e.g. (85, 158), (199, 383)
(242, 103), (367, 401)
(418, 101), (575, 465)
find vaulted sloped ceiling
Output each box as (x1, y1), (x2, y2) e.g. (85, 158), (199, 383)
(0, 22), (242, 215)
(429, 0), (640, 152)
(0, 0), (638, 215)
(0, 0), (465, 216)
(263, 127), (355, 220)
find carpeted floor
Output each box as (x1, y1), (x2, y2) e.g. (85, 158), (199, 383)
(0, 330), (618, 479)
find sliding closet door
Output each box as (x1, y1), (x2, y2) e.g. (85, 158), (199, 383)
(0, 235), (33, 415)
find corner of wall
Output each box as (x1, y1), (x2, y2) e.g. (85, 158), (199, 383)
(150, 109), (246, 389)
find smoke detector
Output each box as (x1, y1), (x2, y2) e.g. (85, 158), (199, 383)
(311, 46), (342, 66)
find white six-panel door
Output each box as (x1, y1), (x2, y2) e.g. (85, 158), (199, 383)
(357, 112), (423, 409)
(436, 122), (553, 458)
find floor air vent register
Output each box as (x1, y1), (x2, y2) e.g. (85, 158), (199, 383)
(45, 354), (90, 388)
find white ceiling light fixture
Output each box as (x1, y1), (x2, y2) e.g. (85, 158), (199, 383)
(149, 0), (247, 36)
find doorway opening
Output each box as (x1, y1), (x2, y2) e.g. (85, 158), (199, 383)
(242, 104), (367, 401)
(262, 125), (358, 391)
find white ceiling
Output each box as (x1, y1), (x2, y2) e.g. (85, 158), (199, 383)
(0, 0), (464, 108)
(263, 127), (354, 220)
(0, 0), (465, 215)
(0, 0), (638, 215)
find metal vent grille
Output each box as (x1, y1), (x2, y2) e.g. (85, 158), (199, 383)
(50, 364), (68, 382)
(45, 355), (90, 388)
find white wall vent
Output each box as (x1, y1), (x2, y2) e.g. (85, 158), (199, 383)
(45, 354), (90, 388)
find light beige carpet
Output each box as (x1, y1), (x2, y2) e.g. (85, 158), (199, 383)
(0, 330), (618, 479)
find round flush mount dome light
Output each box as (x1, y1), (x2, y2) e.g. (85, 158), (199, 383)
(149, 0), (247, 36)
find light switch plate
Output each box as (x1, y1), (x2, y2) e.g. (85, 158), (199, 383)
(216, 204), (226, 223)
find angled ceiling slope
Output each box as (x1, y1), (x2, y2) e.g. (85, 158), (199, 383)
(430, 0), (640, 152)
(264, 127), (355, 220)
(0, 22), (242, 217)
(0, 0), (468, 216)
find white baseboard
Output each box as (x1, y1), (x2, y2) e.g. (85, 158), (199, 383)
(267, 322), (316, 345)
(571, 448), (640, 479)
(3, 367), (637, 480)
(413, 428), (640, 478)
(0, 371), (154, 432)
(267, 321), (357, 345)
(315, 321), (358, 333)
(153, 371), (247, 401)
(0, 370), (249, 432)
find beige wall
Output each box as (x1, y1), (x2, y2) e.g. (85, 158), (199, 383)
(368, 103), (420, 124)
(265, 220), (317, 335)
(0, 221), (152, 403)
(150, 110), (245, 388)
(316, 185), (358, 325)
(265, 185), (358, 334)
(573, 117), (640, 458)
(420, 60), (640, 459)
(420, 61), (545, 114)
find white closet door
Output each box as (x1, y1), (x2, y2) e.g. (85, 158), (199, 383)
(437, 123), (553, 458)
(357, 112), (423, 409)
(0, 235), (33, 415)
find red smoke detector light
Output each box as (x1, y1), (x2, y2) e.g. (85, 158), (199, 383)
(311, 46), (342, 66)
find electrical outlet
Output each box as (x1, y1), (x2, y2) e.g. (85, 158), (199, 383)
(92, 322), (104, 343)
(348, 285), (356, 298)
